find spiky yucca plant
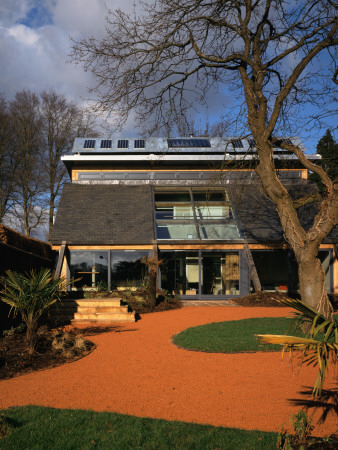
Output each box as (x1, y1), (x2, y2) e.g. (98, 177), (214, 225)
(256, 297), (337, 399)
(0, 269), (70, 354)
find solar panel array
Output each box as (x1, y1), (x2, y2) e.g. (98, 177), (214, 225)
(83, 139), (96, 149)
(117, 139), (129, 149)
(167, 138), (211, 148)
(232, 140), (244, 148)
(76, 137), (297, 154)
(248, 139), (256, 148)
(134, 139), (145, 149)
(100, 140), (112, 149)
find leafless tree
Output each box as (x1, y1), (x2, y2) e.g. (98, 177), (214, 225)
(0, 94), (17, 222)
(9, 90), (46, 237)
(40, 92), (98, 240)
(71, 0), (337, 317)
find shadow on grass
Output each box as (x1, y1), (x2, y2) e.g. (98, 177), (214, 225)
(289, 386), (338, 425)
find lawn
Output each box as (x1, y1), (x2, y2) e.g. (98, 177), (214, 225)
(0, 405), (278, 449)
(173, 316), (302, 353)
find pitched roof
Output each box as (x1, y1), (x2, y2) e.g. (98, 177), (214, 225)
(50, 184), (155, 245)
(51, 181), (337, 245)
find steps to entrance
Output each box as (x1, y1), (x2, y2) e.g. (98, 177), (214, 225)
(48, 297), (135, 324)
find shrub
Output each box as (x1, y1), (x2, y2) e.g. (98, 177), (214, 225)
(0, 269), (71, 354)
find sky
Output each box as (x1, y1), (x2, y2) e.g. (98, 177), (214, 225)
(0, 0), (232, 138)
(0, 0), (336, 145)
(0, 1), (112, 105)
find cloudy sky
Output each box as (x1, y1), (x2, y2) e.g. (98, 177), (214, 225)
(0, 0), (336, 146)
(0, 1), (116, 103)
(0, 0), (234, 136)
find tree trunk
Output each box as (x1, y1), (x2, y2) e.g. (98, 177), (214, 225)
(48, 196), (54, 241)
(26, 317), (38, 355)
(297, 250), (333, 319)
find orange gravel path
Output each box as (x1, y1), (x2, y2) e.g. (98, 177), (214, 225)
(0, 307), (337, 436)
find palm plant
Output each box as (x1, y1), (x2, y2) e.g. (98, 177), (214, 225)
(256, 297), (338, 399)
(0, 269), (70, 354)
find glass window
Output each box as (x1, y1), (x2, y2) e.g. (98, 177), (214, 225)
(154, 187), (241, 240)
(111, 251), (149, 290)
(252, 251), (288, 291)
(70, 251), (108, 290)
(160, 251), (240, 296)
(161, 252), (199, 295)
(201, 253), (239, 295)
(253, 250), (331, 293)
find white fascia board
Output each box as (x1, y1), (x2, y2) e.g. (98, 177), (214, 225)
(61, 153), (320, 163)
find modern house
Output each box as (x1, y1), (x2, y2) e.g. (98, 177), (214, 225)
(50, 136), (338, 301)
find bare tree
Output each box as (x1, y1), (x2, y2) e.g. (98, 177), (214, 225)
(71, 0), (338, 317)
(0, 94), (17, 222)
(9, 90), (46, 237)
(40, 92), (98, 240)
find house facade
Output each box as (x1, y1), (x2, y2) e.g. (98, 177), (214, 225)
(50, 137), (338, 300)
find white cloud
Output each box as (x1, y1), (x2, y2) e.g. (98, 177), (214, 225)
(7, 23), (40, 45)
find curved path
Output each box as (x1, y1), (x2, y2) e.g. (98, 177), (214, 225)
(0, 307), (336, 436)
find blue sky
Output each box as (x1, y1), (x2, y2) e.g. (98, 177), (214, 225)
(17, 2), (53, 28)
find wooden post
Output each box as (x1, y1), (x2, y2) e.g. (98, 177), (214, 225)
(243, 243), (262, 292)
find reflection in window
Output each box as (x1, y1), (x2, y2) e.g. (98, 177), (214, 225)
(160, 251), (240, 296)
(155, 187), (241, 240)
(201, 253), (239, 295)
(253, 250), (331, 293)
(111, 251), (149, 290)
(161, 252), (199, 295)
(70, 251), (108, 290)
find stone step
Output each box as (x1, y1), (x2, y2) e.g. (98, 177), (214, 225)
(47, 296), (135, 323)
(77, 306), (128, 314)
(73, 312), (135, 321)
(71, 318), (135, 325)
(60, 298), (122, 307)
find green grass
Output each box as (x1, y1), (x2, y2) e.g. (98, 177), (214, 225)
(0, 405), (277, 449)
(173, 316), (302, 353)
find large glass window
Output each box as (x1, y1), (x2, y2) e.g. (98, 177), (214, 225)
(155, 187), (241, 240)
(160, 251), (240, 297)
(252, 250), (332, 293)
(111, 251), (149, 290)
(161, 252), (199, 295)
(70, 251), (108, 290)
(69, 250), (150, 291)
(201, 253), (240, 295)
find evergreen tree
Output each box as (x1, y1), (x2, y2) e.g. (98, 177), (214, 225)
(310, 130), (338, 191)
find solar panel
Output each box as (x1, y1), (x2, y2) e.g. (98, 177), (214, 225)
(100, 139), (112, 149)
(248, 139), (256, 148)
(83, 139), (96, 149)
(167, 138), (211, 148)
(117, 139), (129, 149)
(232, 140), (243, 148)
(134, 139), (145, 149)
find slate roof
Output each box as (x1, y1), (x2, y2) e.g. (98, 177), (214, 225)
(50, 184), (155, 245)
(229, 180), (338, 244)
